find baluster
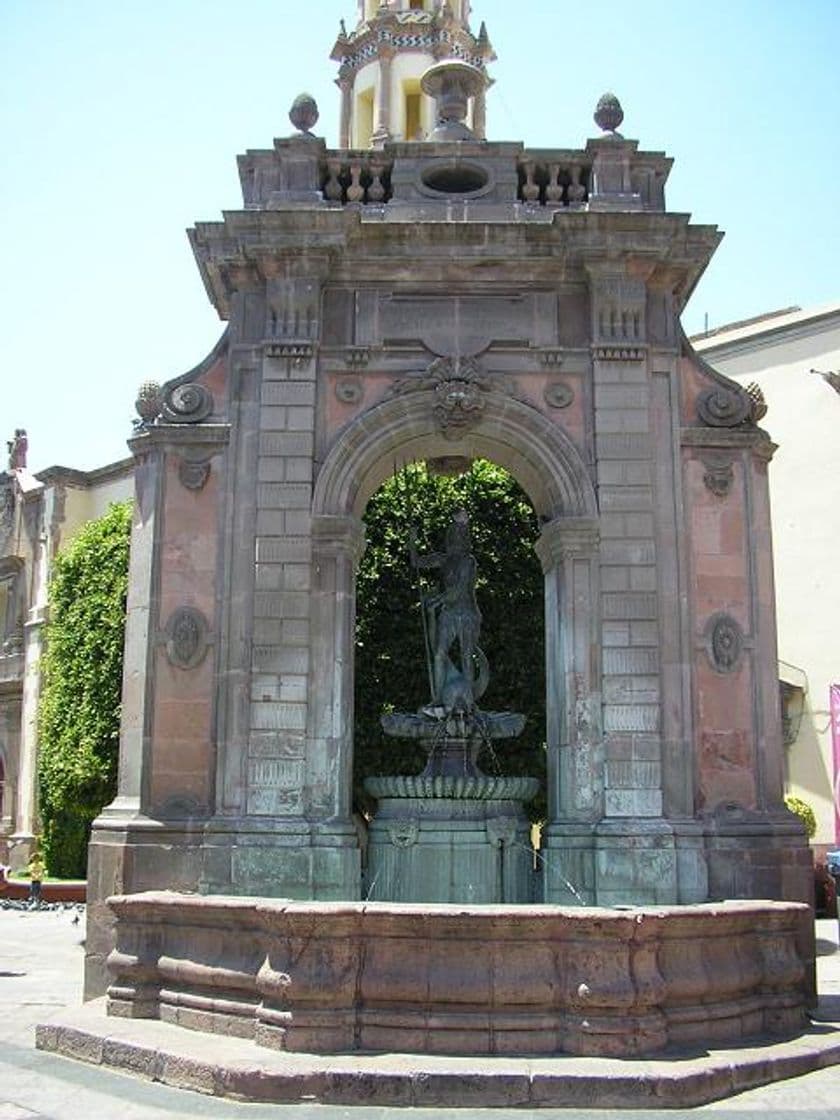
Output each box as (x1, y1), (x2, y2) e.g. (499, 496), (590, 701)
(324, 157), (343, 202)
(367, 160), (386, 203)
(521, 160), (540, 203)
(545, 162), (564, 204)
(346, 162), (365, 203)
(567, 164), (587, 207)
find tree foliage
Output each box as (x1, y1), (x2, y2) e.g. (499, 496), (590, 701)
(785, 794), (817, 839)
(37, 501), (132, 877)
(354, 460), (546, 820)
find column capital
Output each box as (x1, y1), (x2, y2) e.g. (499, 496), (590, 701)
(311, 513), (366, 565)
(535, 516), (600, 572)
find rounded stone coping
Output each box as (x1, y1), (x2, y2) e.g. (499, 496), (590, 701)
(108, 890), (809, 926)
(363, 774), (540, 801)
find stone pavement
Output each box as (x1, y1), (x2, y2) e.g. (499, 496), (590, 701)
(1, 908), (839, 1119)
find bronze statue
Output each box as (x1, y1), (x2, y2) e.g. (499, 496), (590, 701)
(409, 510), (488, 716)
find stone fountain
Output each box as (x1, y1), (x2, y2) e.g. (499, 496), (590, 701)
(364, 508), (538, 903)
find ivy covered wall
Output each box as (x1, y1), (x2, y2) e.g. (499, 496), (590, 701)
(37, 501), (131, 877)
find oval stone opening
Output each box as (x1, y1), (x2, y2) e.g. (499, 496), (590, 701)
(421, 162), (489, 196)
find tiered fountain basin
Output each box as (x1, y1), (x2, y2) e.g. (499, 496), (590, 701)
(105, 891), (809, 1059)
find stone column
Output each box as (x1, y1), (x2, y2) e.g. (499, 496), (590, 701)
(371, 48), (394, 148)
(85, 437), (163, 997)
(587, 264), (677, 906)
(472, 87), (487, 140)
(306, 513), (365, 897)
(338, 76), (353, 150)
(11, 486), (52, 865)
(535, 516), (601, 905)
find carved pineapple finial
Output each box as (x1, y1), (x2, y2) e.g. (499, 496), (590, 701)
(289, 93), (319, 135)
(594, 92), (624, 137)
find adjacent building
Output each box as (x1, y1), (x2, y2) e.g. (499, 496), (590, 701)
(693, 302), (840, 853)
(0, 434), (132, 869)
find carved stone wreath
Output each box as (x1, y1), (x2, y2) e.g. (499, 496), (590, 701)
(390, 356), (495, 438)
(705, 613), (744, 674)
(161, 383), (214, 424)
(696, 387), (751, 428)
(335, 378), (363, 404)
(164, 606), (211, 669)
(544, 381), (575, 409)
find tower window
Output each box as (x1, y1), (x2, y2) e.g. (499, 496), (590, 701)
(408, 1), (426, 10)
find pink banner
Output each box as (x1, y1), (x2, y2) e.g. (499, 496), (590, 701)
(832, 684), (840, 846)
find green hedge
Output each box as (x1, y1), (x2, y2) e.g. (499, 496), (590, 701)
(354, 460), (546, 821)
(37, 502), (132, 877)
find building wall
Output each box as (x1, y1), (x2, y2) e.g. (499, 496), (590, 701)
(0, 454), (133, 866)
(694, 304), (840, 848)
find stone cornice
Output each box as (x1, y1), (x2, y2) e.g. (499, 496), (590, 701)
(535, 516), (600, 571)
(680, 426), (777, 461)
(311, 513), (367, 565)
(330, 11), (493, 76)
(34, 457), (134, 490)
(128, 424), (231, 459)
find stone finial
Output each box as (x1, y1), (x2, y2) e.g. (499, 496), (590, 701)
(594, 92), (624, 137)
(134, 380), (162, 428)
(421, 60), (486, 142)
(289, 93), (319, 135)
(745, 381), (768, 422)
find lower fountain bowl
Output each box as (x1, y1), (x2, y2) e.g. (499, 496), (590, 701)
(363, 773), (539, 800)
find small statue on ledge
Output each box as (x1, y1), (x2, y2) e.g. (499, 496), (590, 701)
(7, 429), (27, 471)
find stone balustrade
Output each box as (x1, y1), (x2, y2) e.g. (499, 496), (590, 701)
(236, 140), (670, 211)
(321, 151), (393, 205)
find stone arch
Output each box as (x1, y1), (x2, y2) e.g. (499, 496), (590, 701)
(307, 389), (601, 900)
(312, 390), (597, 520)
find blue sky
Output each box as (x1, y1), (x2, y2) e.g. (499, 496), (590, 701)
(2, 1), (837, 471)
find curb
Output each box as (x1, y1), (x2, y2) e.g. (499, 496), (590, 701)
(36, 1001), (840, 1110)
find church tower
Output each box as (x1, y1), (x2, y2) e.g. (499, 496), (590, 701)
(331, 1), (495, 148)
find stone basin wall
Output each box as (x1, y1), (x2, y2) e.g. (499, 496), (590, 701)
(106, 892), (809, 1058)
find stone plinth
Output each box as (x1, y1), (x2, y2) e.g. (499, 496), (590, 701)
(105, 892), (809, 1059)
(364, 775), (538, 904)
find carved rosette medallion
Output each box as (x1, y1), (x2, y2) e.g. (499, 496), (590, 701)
(544, 381), (575, 409)
(696, 387), (750, 428)
(161, 383), (214, 424)
(705, 613), (744, 674)
(701, 457), (734, 498)
(390, 356), (495, 439)
(164, 606), (211, 669)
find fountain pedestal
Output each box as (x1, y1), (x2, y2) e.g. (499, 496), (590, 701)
(364, 772), (538, 904)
